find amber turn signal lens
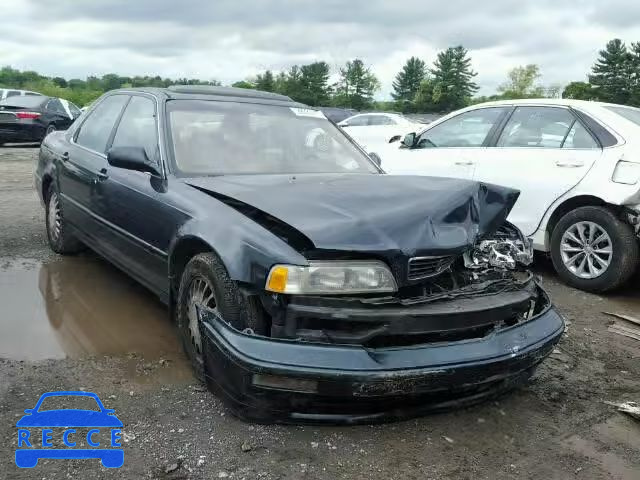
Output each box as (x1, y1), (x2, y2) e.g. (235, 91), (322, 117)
(266, 266), (289, 293)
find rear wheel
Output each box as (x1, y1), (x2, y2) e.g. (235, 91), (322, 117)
(550, 206), (638, 292)
(45, 183), (84, 254)
(175, 252), (265, 382)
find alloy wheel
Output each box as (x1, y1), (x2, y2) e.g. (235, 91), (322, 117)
(47, 192), (62, 242)
(560, 221), (613, 279)
(186, 276), (218, 354)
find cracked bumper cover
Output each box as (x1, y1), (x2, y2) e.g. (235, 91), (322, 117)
(199, 286), (564, 424)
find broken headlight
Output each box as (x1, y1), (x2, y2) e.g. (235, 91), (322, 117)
(265, 261), (398, 294)
(464, 222), (534, 270)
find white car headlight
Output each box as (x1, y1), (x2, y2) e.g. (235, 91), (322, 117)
(265, 261), (397, 295)
(612, 160), (640, 185)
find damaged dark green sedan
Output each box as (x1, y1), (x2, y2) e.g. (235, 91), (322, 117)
(35, 86), (564, 424)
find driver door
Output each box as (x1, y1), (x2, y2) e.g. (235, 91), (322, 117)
(381, 107), (509, 180)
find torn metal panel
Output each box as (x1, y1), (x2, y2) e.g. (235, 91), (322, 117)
(184, 174), (519, 257)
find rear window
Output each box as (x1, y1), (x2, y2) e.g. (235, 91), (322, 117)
(605, 106), (640, 127)
(0, 96), (47, 108)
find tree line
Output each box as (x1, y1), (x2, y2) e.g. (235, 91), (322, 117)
(562, 39), (640, 106)
(1, 38), (639, 111)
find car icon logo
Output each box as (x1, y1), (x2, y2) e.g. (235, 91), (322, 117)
(15, 391), (123, 468)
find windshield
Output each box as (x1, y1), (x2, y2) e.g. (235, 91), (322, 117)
(167, 100), (379, 176)
(605, 105), (640, 127)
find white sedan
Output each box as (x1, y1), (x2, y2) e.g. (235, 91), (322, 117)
(373, 99), (640, 292)
(338, 113), (423, 152)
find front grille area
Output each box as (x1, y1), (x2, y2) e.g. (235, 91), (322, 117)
(407, 255), (455, 280)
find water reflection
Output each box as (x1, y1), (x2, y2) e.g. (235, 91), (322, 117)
(0, 255), (183, 361)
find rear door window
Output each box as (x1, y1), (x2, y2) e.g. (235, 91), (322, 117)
(497, 107), (575, 148)
(75, 95), (129, 154)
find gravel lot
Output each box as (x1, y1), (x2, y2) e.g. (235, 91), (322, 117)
(1, 147), (639, 480)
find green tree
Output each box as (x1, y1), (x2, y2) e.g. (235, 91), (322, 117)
(392, 56), (427, 111)
(231, 80), (255, 89)
(589, 39), (632, 104)
(429, 46), (478, 111)
(413, 77), (437, 112)
(298, 61), (331, 106)
(333, 59), (380, 110)
(562, 81), (596, 100)
(497, 64), (545, 98)
(255, 70), (275, 92)
(629, 42), (640, 106)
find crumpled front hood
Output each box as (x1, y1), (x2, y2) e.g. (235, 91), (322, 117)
(183, 173), (520, 258)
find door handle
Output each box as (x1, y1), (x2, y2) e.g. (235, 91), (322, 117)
(454, 160), (474, 166)
(60, 152), (69, 162)
(555, 159), (584, 168)
(96, 168), (109, 181)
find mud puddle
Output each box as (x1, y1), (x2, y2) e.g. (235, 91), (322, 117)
(0, 255), (184, 362)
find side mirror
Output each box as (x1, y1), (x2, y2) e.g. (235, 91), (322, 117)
(402, 132), (416, 148)
(389, 135), (401, 144)
(23, 409), (33, 414)
(369, 152), (382, 167)
(337, 121), (348, 127)
(107, 147), (161, 177)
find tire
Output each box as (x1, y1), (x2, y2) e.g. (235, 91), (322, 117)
(550, 206), (639, 292)
(45, 183), (84, 254)
(175, 252), (266, 382)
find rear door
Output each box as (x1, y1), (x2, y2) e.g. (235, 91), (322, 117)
(91, 94), (169, 296)
(472, 105), (602, 235)
(381, 107), (509, 180)
(59, 94), (129, 236)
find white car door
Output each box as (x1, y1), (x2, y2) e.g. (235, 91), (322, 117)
(379, 107), (509, 180)
(472, 105), (602, 236)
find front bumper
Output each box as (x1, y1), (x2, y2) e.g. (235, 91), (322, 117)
(199, 286), (564, 424)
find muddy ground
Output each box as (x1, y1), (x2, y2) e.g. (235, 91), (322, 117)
(0, 146), (638, 480)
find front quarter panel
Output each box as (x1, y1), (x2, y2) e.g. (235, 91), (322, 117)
(166, 181), (309, 287)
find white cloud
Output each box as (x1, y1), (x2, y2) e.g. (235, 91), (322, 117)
(3, 0), (640, 98)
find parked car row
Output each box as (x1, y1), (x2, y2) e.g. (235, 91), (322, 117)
(36, 86), (564, 423)
(0, 90), (82, 145)
(362, 99), (640, 293)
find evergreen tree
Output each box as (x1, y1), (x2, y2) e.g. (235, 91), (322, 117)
(298, 61), (331, 106)
(392, 56), (427, 111)
(255, 70), (275, 92)
(629, 42), (640, 106)
(589, 39), (632, 104)
(429, 46), (478, 111)
(334, 59), (380, 110)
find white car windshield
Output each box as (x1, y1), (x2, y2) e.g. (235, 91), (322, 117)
(167, 100), (378, 176)
(605, 105), (640, 127)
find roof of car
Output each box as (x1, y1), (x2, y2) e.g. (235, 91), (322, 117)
(111, 85), (306, 107)
(470, 98), (626, 109)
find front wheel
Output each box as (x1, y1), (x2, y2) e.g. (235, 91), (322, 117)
(550, 206), (639, 292)
(175, 252), (266, 382)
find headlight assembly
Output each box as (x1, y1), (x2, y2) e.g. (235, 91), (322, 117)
(266, 261), (397, 294)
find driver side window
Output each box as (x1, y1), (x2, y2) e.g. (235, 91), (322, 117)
(417, 107), (506, 148)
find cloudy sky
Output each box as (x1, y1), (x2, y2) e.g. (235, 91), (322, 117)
(3, 0), (640, 98)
